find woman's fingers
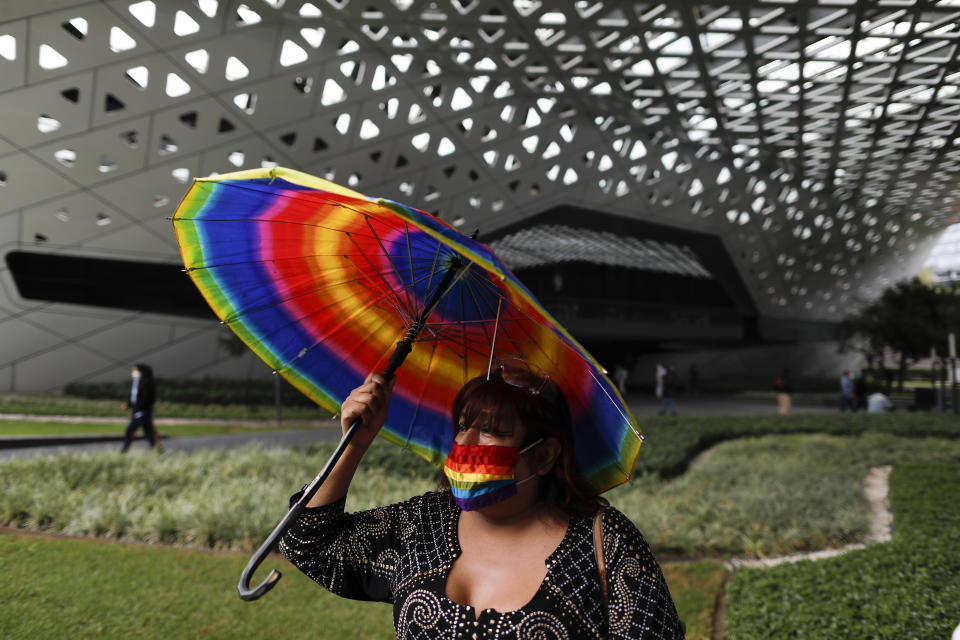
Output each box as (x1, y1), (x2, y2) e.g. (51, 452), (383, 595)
(341, 373), (396, 434)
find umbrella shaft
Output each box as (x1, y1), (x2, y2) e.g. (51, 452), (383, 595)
(384, 259), (465, 376)
(238, 258), (465, 601)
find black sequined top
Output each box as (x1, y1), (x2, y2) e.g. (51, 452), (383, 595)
(279, 491), (684, 639)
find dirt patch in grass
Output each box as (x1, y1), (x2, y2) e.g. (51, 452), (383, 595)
(662, 561), (728, 640)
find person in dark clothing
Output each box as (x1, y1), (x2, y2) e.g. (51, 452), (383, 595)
(853, 369), (867, 411)
(120, 363), (161, 453)
(658, 366), (678, 416)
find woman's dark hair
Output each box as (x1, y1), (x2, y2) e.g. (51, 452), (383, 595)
(134, 363), (154, 382)
(441, 368), (607, 516)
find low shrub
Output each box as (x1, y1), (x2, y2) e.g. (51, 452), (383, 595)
(0, 441), (437, 551)
(633, 412), (959, 478)
(0, 393), (326, 420)
(4, 433), (960, 559)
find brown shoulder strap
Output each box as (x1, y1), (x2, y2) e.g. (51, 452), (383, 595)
(593, 509), (608, 609)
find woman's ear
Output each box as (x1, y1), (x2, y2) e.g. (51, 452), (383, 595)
(535, 437), (562, 475)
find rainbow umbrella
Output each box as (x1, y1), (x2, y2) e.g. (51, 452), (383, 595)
(171, 167), (642, 599)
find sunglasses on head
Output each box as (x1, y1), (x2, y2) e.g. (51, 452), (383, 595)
(493, 357), (559, 399)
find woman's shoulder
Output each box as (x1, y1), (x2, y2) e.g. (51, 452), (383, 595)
(406, 489), (452, 509)
(597, 506), (655, 552)
(390, 490), (454, 522)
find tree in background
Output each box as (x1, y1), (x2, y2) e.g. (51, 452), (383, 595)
(842, 278), (960, 391)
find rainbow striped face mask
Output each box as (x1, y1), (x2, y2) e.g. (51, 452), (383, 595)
(443, 439), (543, 511)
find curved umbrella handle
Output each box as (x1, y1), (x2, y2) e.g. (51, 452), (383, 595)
(237, 419), (360, 601)
(238, 259), (465, 601)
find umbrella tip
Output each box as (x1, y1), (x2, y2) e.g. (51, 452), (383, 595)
(471, 228), (480, 240)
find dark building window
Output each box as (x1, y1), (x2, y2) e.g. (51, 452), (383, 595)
(6, 251), (213, 319)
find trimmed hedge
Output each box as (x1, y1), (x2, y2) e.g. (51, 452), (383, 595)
(64, 377), (315, 407)
(724, 461), (960, 640)
(633, 413), (960, 478)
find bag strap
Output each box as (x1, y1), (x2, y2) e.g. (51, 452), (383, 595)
(593, 508), (608, 609)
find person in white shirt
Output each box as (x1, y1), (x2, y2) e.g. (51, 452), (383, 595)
(867, 392), (893, 413)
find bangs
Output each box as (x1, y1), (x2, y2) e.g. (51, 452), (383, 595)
(452, 375), (557, 444)
(455, 377), (524, 434)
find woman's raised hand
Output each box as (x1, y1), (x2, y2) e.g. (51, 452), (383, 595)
(340, 373), (396, 450)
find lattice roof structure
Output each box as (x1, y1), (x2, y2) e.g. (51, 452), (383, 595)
(0, 0), (954, 389)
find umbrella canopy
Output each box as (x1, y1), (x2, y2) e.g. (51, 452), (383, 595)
(172, 167), (641, 492)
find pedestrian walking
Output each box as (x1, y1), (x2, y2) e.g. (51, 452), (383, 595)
(655, 362), (666, 400)
(120, 363), (162, 452)
(658, 366), (678, 416)
(774, 368), (792, 415)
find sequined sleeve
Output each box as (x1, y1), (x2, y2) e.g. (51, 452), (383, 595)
(278, 494), (411, 603)
(602, 509), (685, 639)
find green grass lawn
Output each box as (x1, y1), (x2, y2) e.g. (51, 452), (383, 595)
(3, 409), (959, 638)
(0, 531), (725, 640)
(0, 531), (396, 640)
(725, 461), (960, 640)
(614, 432), (960, 557)
(0, 419), (324, 438)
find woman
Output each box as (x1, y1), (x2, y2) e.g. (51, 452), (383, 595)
(280, 362), (683, 639)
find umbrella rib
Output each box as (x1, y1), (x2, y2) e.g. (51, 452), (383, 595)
(347, 268), (413, 326)
(481, 295), (537, 359)
(426, 318), (515, 327)
(183, 252), (447, 272)
(457, 282), (469, 383)
(507, 312), (560, 370)
(422, 239), (444, 322)
(290, 306), (400, 391)
(418, 329), (522, 354)
(588, 369), (640, 438)
(244, 281), (406, 364)
(402, 336), (442, 451)
(372, 258), (463, 325)
(411, 280), (461, 348)
(364, 218), (417, 316)
(403, 221), (420, 320)
(460, 274), (502, 363)
(178, 215), (392, 244)
(344, 231), (416, 322)
(218, 264), (412, 324)
(463, 268), (520, 302)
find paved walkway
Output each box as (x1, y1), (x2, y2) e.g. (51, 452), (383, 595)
(0, 393), (838, 461)
(625, 393), (836, 417)
(0, 425), (343, 461)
